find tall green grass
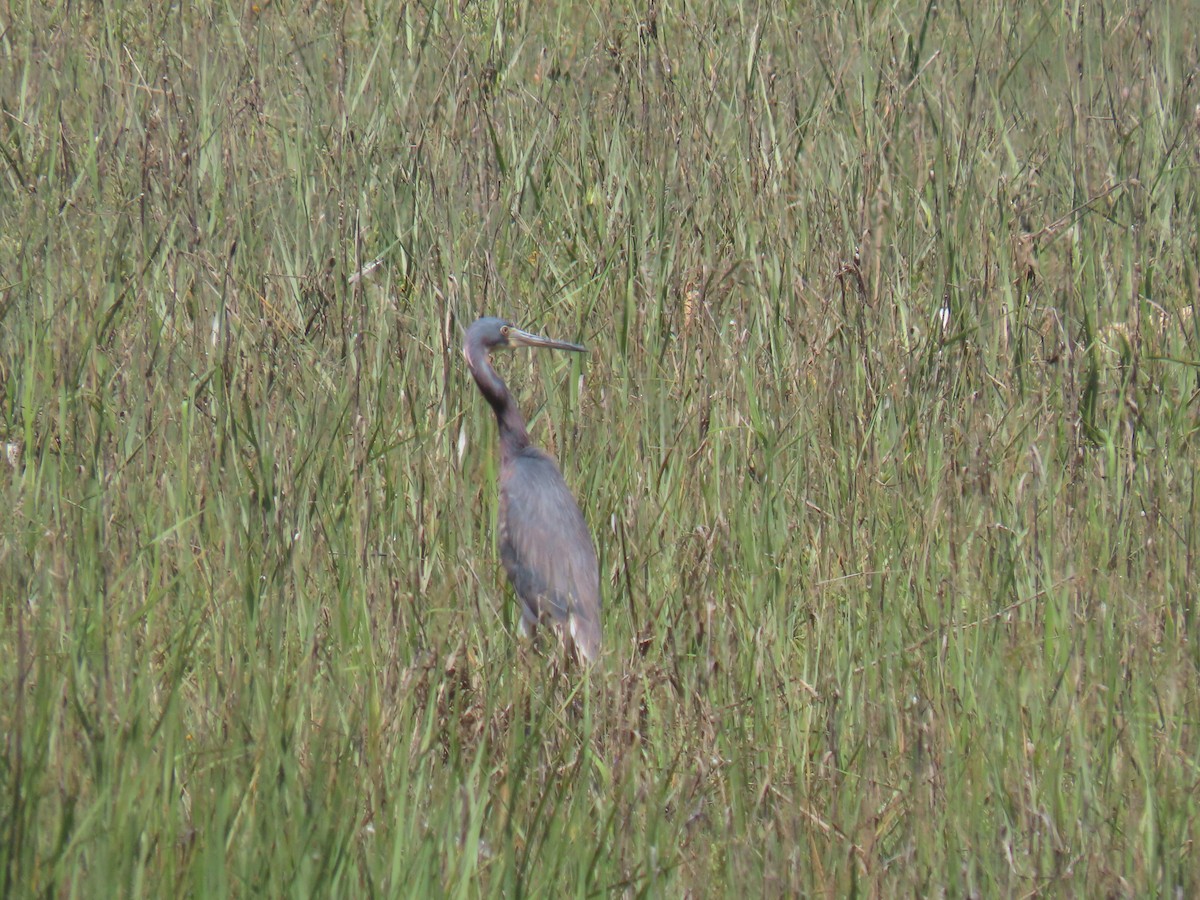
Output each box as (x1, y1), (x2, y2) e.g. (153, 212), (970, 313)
(2, 1), (1198, 894)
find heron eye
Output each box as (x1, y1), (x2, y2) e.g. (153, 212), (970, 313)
(500, 325), (510, 336)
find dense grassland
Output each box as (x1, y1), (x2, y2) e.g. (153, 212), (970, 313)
(3, 0), (1200, 895)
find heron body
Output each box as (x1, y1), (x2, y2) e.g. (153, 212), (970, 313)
(464, 317), (601, 662)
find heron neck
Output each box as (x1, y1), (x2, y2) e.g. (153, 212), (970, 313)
(470, 359), (531, 458)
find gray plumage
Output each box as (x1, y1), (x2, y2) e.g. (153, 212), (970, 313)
(464, 316), (602, 662)
(499, 446), (602, 660)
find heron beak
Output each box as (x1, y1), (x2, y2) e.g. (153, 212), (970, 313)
(507, 327), (587, 354)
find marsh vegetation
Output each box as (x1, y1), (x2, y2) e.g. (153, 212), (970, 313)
(2, 2), (1199, 895)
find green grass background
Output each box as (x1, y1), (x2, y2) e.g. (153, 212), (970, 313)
(2, 1), (1199, 895)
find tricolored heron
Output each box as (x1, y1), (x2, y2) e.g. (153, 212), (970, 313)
(464, 317), (601, 663)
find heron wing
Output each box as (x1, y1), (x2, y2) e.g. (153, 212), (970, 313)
(499, 446), (602, 659)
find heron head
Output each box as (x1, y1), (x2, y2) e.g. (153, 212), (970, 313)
(465, 317), (587, 358)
